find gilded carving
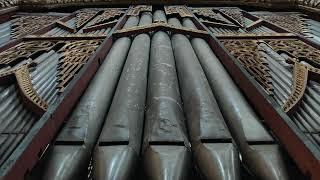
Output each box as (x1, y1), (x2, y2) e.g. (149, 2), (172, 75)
(0, 0), (19, 8)
(11, 15), (61, 38)
(0, 41), (55, 65)
(282, 62), (308, 114)
(264, 39), (320, 68)
(57, 40), (102, 92)
(221, 39), (274, 95)
(255, 13), (305, 33)
(164, 6), (193, 18)
(0, 65), (48, 115)
(76, 9), (99, 29)
(219, 8), (245, 27)
(89, 9), (124, 27)
(15, 65), (48, 114)
(127, 5), (152, 16)
(192, 8), (232, 25)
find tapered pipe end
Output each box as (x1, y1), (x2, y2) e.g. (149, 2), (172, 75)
(247, 145), (289, 180)
(41, 146), (88, 180)
(93, 145), (138, 180)
(143, 145), (191, 180)
(194, 143), (240, 180)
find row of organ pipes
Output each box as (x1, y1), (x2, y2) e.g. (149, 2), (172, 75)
(30, 10), (304, 180)
(259, 43), (320, 145)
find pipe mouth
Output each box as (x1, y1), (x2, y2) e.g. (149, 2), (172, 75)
(194, 143), (240, 180)
(93, 145), (138, 180)
(143, 145), (192, 180)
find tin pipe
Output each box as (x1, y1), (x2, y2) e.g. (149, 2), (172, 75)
(40, 16), (138, 180)
(93, 13), (151, 180)
(142, 29), (191, 180)
(183, 18), (289, 180)
(169, 18), (239, 180)
(153, 10), (167, 23)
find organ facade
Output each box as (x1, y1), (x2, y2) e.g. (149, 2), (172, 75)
(0, 2), (319, 180)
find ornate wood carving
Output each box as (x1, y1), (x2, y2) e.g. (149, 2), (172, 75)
(255, 13), (305, 33)
(15, 65), (48, 114)
(75, 9), (99, 29)
(11, 15), (61, 39)
(89, 9), (124, 27)
(297, 0), (320, 8)
(0, 0), (19, 8)
(127, 5), (152, 16)
(282, 62), (308, 114)
(0, 41), (55, 65)
(57, 39), (102, 92)
(0, 65), (47, 116)
(164, 6), (193, 18)
(219, 8), (245, 27)
(221, 39), (274, 95)
(264, 39), (320, 68)
(192, 8), (231, 25)
(113, 22), (208, 38)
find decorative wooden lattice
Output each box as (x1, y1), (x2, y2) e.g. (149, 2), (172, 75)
(11, 15), (61, 38)
(219, 8), (245, 27)
(75, 9), (99, 28)
(192, 8), (231, 25)
(127, 5), (152, 16)
(164, 6), (193, 18)
(221, 39), (274, 95)
(255, 13), (305, 33)
(264, 39), (320, 68)
(0, 41), (55, 65)
(89, 9), (125, 27)
(57, 40), (102, 92)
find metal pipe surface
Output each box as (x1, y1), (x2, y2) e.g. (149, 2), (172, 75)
(40, 16), (138, 180)
(184, 18), (289, 180)
(142, 30), (191, 180)
(169, 18), (239, 180)
(93, 13), (151, 180)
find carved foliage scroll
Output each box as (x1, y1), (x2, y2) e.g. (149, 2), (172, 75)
(127, 5), (152, 16)
(11, 15), (61, 39)
(219, 8), (245, 27)
(255, 14), (305, 33)
(164, 6), (193, 18)
(282, 62), (308, 114)
(221, 39), (274, 94)
(15, 66), (48, 114)
(57, 40), (102, 92)
(192, 8), (231, 25)
(89, 9), (124, 27)
(0, 41), (55, 65)
(76, 9), (99, 28)
(264, 39), (320, 68)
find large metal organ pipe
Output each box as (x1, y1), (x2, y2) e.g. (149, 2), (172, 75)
(182, 18), (290, 180)
(93, 12), (152, 180)
(142, 10), (191, 180)
(169, 17), (240, 180)
(39, 16), (140, 180)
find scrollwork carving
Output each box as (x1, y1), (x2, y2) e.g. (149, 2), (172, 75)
(164, 6), (193, 18)
(221, 39), (274, 95)
(264, 39), (320, 68)
(127, 5), (152, 16)
(76, 9), (99, 28)
(11, 15), (61, 38)
(0, 41), (55, 65)
(255, 13), (305, 33)
(192, 8), (231, 25)
(57, 40), (102, 92)
(89, 9), (124, 27)
(219, 8), (245, 27)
